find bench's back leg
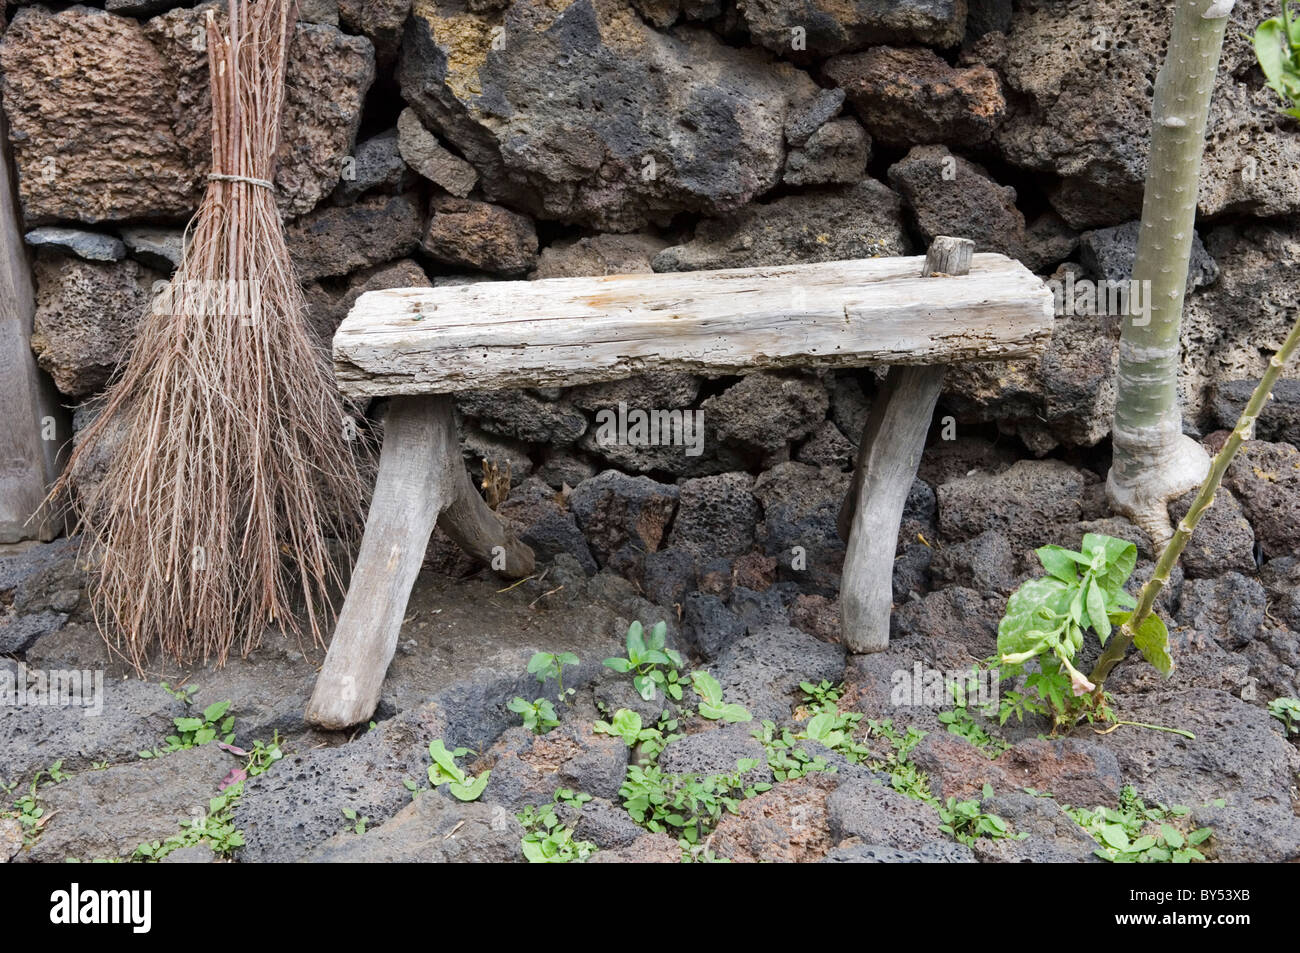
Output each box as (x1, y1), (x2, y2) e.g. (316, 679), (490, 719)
(305, 395), (458, 729)
(839, 236), (973, 653)
(438, 452), (535, 577)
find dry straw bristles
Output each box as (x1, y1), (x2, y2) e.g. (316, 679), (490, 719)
(53, 0), (368, 671)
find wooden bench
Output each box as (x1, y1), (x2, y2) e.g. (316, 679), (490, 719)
(304, 237), (1054, 729)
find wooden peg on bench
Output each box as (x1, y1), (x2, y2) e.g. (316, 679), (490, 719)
(838, 236), (975, 653)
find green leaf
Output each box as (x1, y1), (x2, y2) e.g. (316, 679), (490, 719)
(1160, 824), (1184, 849)
(632, 674), (657, 702)
(718, 703), (752, 723)
(1256, 19), (1294, 99)
(556, 652), (579, 667)
(1087, 578), (1111, 643)
(1035, 546), (1080, 582)
(625, 621), (646, 658)
(202, 700), (231, 724)
(428, 739), (467, 783)
(449, 770), (490, 802)
(1132, 613), (1173, 676)
(690, 670), (724, 707)
(1100, 824), (1130, 850)
(526, 652), (553, 676)
(602, 657), (631, 673)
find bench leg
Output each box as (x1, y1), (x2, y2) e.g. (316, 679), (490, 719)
(305, 395), (533, 729)
(838, 366), (945, 652)
(838, 235), (973, 653)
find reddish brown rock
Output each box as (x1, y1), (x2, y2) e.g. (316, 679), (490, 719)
(711, 774), (836, 863)
(789, 593), (840, 642)
(732, 552), (778, 592)
(910, 732), (1122, 807)
(587, 832), (681, 863)
(421, 196), (539, 276)
(823, 46), (1004, 147)
(0, 4), (373, 225)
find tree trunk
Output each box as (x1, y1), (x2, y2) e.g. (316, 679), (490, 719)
(1108, 0), (1235, 544)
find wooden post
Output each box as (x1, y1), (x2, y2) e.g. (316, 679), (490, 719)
(838, 236), (973, 653)
(0, 96), (64, 542)
(305, 395), (533, 729)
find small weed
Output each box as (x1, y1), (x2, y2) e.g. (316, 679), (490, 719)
(938, 681), (1009, 757)
(752, 720), (830, 781)
(937, 784), (1028, 848)
(508, 696), (561, 734)
(799, 680), (842, 708)
(1067, 786), (1214, 863)
(427, 739), (489, 801)
(1268, 697), (1300, 736)
(139, 696), (235, 758)
(604, 620), (685, 702)
(527, 650), (580, 702)
(518, 789), (596, 863)
(341, 807), (369, 835)
(619, 759), (769, 849)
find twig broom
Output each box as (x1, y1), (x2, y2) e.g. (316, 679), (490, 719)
(53, 0), (367, 671)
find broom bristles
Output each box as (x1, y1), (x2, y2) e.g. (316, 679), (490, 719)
(52, 0), (369, 671)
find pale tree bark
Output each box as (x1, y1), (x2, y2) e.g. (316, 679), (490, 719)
(1108, 0), (1236, 543)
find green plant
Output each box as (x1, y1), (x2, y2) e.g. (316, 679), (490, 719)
(508, 696), (561, 734)
(517, 789), (596, 863)
(427, 739), (490, 801)
(799, 680), (842, 708)
(801, 704), (871, 762)
(938, 679), (1009, 757)
(996, 535), (1153, 725)
(1255, 2), (1300, 116)
(690, 670), (751, 723)
(1109, 0), (1233, 540)
(341, 807), (369, 835)
(527, 650), (580, 702)
(619, 759), (768, 847)
(603, 620), (684, 702)
(937, 784), (1027, 848)
(160, 681), (197, 704)
(864, 719), (932, 801)
(752, 720), (831, 781)
(140, 697), (236, 758)
(1268, 697), (1300, 735)
(1067, 786), (1213, 863)
(133, 788), (246, 860)
(593, 708), (676, 760)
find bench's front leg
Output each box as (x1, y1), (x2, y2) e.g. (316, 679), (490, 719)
(305, 395), (459, 729)
(838, 366), (945, 652)
(838, 235), (973, 653)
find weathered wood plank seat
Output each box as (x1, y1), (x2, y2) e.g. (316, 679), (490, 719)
(305, 238), (1055, 729)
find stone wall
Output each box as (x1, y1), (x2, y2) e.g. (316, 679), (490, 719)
(3, 0), (1298, 467)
